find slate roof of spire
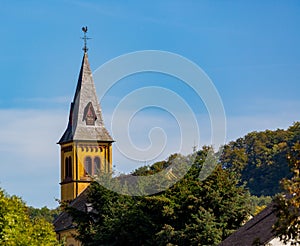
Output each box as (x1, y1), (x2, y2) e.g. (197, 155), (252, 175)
(58, 52), (113, 144)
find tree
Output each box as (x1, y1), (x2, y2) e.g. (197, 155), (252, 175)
(67, 147), (251, 245)
(28, 206), (61, 223)
(0, 188), (60, 246)
(220, 122), (300, 196)
(273, 142), (300, 245)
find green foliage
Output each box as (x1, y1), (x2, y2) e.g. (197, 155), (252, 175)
(67, 147), (251, 245)
(273, 142), (300, 245)
(133, 154), (179, 176)
(0, 188), (60, 246)
(28, 206), (61, 223)
(221, 122), (300, 196)
(249, 195), (272, 215)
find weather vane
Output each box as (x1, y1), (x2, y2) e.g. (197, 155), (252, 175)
(81, 26), (91, 52)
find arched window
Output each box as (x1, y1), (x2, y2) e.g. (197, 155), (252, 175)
(94, 157), (101, 175)
(65, 157), (69, 179)
(84, 156), (92, 176)
(65, 157), (72, 179)
(68, 157), (72, 178)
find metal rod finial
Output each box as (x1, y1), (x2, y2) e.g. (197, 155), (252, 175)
(81, 26), (91, 53)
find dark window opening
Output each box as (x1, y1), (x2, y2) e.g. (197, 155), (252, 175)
(65, 156), (72, 179)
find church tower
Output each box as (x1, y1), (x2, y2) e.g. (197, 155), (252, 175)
(58, 44), (113, 202)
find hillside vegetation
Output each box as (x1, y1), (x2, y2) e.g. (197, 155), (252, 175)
(221, 122), (300, 196)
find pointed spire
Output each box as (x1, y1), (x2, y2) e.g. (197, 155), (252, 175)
(58, 51), (113, 144)
(73, 52), (92, 102)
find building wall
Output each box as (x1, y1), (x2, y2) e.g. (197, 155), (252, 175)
(57, 229), (81, 246)
(268, 237), (292, 246)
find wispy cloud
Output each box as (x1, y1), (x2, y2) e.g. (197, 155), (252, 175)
(0, 95), (299, 207)
(226, 105), (300, 143)
(0, 109), (66, 208)
(13, 96), (71, 105)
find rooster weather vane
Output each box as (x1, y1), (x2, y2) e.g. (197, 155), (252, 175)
(81, 26), (91, 53)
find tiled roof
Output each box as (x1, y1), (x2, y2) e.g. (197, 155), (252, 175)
(219, 203), (277, 246)
(58, 52), (113, 144)
(53, 188), (89, 232)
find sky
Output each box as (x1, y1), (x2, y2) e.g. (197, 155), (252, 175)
(0, 1), (300, 208)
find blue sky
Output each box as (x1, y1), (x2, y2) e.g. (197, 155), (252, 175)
(0, 1), (300, 208)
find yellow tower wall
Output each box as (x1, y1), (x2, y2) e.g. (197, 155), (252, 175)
(60, 141), (112, 202)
